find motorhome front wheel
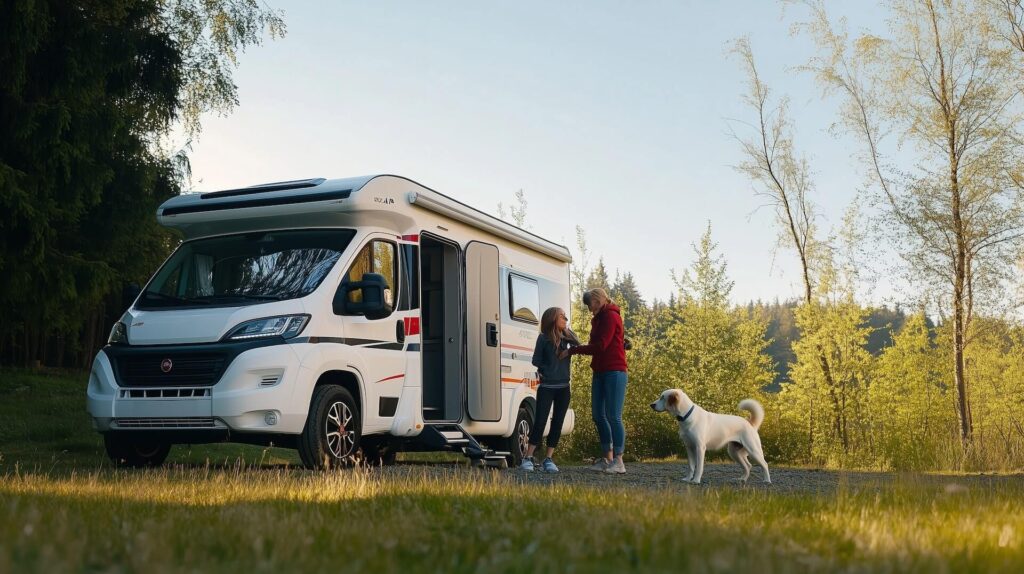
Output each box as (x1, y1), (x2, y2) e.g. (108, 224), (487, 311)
(298, 385), (362, 469)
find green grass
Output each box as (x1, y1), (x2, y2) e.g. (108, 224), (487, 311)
(1, 369), (1023, 572)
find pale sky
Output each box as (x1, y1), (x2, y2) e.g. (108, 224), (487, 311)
(182, 1), (892, 306)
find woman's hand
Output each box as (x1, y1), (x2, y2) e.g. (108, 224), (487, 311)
(558, 349), (570, 360)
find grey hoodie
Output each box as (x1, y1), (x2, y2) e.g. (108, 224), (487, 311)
(531, 330), (577, 388)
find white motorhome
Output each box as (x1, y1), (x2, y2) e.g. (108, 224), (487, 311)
(86, 175), (574, 468)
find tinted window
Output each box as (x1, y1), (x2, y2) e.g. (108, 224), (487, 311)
(138, 229), (356, 309)
(509, 274), (540, 324)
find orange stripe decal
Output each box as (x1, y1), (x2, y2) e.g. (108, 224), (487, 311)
(501, 377), (541, 389)
(501, 343), (533, 352)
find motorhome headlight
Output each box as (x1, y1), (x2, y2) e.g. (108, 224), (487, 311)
(107, 321), (128, 345)
(224, 314), (310, 341)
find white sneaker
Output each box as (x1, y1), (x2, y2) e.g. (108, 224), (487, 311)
(604, 458), (626, 474)
(520, 457), (536, 471)
(588, 458), (611, 472)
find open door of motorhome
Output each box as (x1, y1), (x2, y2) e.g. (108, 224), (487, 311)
(465, 241), (501, 421)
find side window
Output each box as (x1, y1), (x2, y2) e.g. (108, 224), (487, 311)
(344, 240), (398, 309)
(509, 274), (540, 324)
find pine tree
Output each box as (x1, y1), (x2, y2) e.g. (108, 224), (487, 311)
(611, 271), (646, 331)
(660, 223), (772, 415)
(586, 258), (610, 291)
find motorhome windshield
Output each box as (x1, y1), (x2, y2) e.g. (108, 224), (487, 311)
(137, 229), (356, 310)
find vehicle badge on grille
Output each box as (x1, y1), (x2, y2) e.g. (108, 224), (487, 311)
(160, 358), (173, 373)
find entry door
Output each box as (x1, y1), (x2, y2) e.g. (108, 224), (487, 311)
(465, 241), (501, 421)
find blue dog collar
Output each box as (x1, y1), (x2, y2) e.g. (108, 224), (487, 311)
(676, 404), (695, 424)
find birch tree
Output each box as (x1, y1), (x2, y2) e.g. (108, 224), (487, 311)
(731, 38), (850, 452)
(799, 0), (1024, 444)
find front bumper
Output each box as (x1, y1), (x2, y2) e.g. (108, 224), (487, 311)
(88, 340), (311, 436)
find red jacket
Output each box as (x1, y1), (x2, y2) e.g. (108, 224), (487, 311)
(569, 302), (627, 372)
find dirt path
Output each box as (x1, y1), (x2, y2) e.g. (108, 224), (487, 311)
(384, 461), (1022, 495)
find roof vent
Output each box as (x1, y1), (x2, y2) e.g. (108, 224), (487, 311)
(200, 178), (326, 199)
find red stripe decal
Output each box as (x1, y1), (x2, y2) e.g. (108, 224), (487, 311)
(376, 373), (405, 383)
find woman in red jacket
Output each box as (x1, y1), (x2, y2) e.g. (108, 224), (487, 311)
(561, 287), (628, 474)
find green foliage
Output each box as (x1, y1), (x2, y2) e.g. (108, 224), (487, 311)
(610, 271), (645, 331)
(869, 313), (955, 470)
(961, 320), (1024, 470)
(561, 224), (774, 461)
(585, 257), (610, 291)
(662, 224), (771, 415)
(0, 0), (284, 367)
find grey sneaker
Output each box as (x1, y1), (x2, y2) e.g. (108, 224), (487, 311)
(520, 456), (536, 471)
(588, 458), (611, 472)
(604, 458), (626, 474)
(542, 458), (559, 473)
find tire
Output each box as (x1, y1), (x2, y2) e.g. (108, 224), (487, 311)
(498, 406), (533, 467)
(104, 434), (171, 468)
(298, 385), (361, 469)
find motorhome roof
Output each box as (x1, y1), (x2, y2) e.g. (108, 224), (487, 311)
(157, 174), (572, 262)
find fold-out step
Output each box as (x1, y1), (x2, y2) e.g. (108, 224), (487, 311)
(417, 423), (509, 467)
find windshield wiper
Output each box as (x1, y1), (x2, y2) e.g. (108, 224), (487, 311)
(142, 292), (212, 305)
(194, 294), (285, 303)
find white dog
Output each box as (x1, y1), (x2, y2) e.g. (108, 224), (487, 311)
(650, 389), (771, 484)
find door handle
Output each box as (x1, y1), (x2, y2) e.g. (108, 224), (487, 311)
(486, 323), (498, 347)
(396, 319), (406, 343)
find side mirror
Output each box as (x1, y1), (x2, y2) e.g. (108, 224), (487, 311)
(122, 283), (141, 309)
(334, 273), (393, 320)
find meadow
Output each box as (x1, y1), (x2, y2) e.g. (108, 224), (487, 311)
(2, 369), (1023, 573)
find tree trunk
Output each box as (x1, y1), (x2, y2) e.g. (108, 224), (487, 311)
(818, 350), (846, 452)
(949, 122), (972, 445)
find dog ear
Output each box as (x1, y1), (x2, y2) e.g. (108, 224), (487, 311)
(667, 391), (678, 408)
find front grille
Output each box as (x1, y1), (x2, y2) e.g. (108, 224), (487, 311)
(114, 352), (227, 387)
(114, 417), (218, 428)
(119, 388), (211, 399)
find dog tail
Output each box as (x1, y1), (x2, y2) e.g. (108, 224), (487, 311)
(739, 399), (764, 430)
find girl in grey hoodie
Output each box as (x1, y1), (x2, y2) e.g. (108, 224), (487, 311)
(521, 307), (578, 472)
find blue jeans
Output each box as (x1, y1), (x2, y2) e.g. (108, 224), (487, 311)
(591, 371), (627, 456)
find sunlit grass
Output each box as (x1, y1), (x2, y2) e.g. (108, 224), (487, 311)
(2, 369), (1023, 572)
(1, 464), (1022, 573)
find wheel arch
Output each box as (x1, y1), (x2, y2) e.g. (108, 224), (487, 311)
(313, 369), (364, 418)
(521, 395), (536, 420)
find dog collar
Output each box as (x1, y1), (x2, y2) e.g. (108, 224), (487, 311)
(676, 404), (695, 424)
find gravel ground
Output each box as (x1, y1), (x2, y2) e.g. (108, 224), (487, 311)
(387, 460), (1022, 495)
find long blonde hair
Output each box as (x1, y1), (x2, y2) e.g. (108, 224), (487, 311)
(583, 287), (612, 308)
